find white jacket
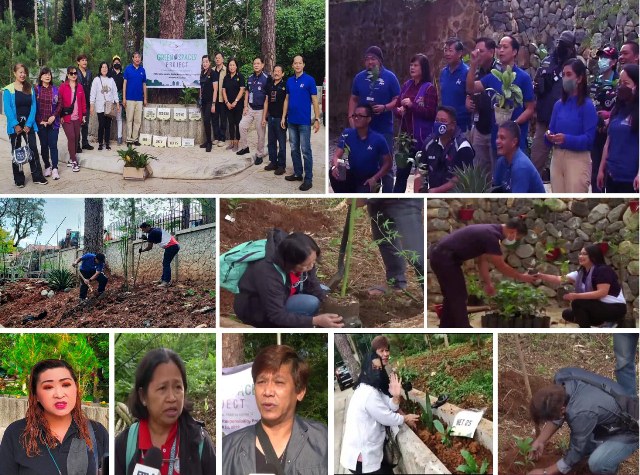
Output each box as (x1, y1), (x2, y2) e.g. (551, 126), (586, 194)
(340, 383), (403, 473)
(89, 76), (118, 113)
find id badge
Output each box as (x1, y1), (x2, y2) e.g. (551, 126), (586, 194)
(366, 96), (374, 102)
(249, 92), (254, 104)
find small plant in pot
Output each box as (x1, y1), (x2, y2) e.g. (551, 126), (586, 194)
(484, 281), (549, 328)
(118, 146), (158, 180)
(393, 131), (417, 170)
(466, 275), (486, 306)
(486, 65), (524, 125)
(452, 163), (492, 194)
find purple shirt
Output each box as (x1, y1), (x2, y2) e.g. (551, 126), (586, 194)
(435, 224), (503, 262)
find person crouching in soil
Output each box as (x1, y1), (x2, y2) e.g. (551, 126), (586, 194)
(428, 217), (536, 328)
(72, 252), (108, 300)
(234, 229), (344, 328)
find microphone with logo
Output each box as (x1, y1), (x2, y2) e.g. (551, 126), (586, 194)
(133, 446), (163, 475)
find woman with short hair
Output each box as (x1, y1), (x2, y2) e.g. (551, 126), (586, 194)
(35, 66), (62, 180)
(90, 61), (119, 150)
(59, 66), (87, 172)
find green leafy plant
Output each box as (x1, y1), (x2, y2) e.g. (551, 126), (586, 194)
(185, 288), (196, 297)
(433, 419), (453, 447)
(47, 268), (76, 291)
(394, 131), (417, 169)
(367, 65), (380, 94)
(340, 199), (358, 297)
(452, 163), (492, 193)
(466, 275), (486, 303)
(421, 400), (435, 432)
(513, 436), (535, 470)
(117, 146), (158, 169)
(180, 85), (200, 106)
(457, 449), (489, 474)
(486, 65), (524, 110)
(490, 281), (547, 318)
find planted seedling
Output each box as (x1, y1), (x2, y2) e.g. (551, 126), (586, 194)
(420, 400), (435, 433)
(513, 436), (535, 470)
(433, 419), (453, 447)
(457, 449), (489, 474)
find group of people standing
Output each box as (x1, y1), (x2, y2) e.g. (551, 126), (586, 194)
(332, 34), (639, 194)
(200, 54), (322, 191)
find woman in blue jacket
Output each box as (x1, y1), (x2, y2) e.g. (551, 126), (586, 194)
(2, 63), (48, 187)
(546, 58), (598, 193)
(597, 64), (639, 193)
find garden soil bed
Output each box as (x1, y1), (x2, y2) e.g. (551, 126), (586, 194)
(0, 276), (215, 327)
(219, 199), (424, 327)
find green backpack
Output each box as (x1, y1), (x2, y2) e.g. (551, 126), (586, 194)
(220, 239), (286, 293)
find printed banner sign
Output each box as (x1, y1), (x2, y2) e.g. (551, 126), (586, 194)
(139, 134), (153, 146)
(156, 108), (171, 121)
(143, 38), (207, 88)
(173, 108), (187, 121)
(450, 409), (484, 438)
(153, 136), (167, 148)
(167, 137), (182, 148)
(221, 363), (261, 435)
(188, 108), (201, 121)
(143, 108), (157, 120)
(182, 138), (195, 147)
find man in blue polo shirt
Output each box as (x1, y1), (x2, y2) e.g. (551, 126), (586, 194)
(348, 46), (401, 192)
(493, 121), (546, 193)
(122, 52), (147, 146)
(282, 55), (321, 191)
(237, 56), (269, 164)
(72, 252), (108, 300)
(329, 104), (392, 193)
(440, 38), (471, 132)
(466, 35), (535, 153)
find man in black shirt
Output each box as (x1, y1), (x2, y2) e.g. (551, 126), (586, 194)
(262, 65), (288, 174)
(466, 37), (497, 176)
(108, 55), (124, 145)
(76, 53), (94, 151)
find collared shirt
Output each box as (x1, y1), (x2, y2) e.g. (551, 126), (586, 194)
(606, 107), (639, 182)
(124, 64), (147, 101)
(138, 419), (180, 475)
(473, 59), (497, 134)
(35, 84), (61, 129)
(422, 132), (474, 189)
(493, 148), (546, 193)
(589, 71), (619, 112)
(351, 67), (401, 134)
(215, 64), (227, 102)
(77, 68), (92, 106)
(200, 68), (219, 103)
(223, 72), (245, 104)
(440, 61), (471, 130)
(338, 127), (390, 179)
(247, 72), (269, 110)
(265, 78), (287, 118)
(79, 253), (105, 273)
(286, 72), (317, 125)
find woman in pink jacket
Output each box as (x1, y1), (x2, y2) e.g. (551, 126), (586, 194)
(58, 66), (87, 172)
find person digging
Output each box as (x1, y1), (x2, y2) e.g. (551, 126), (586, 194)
(71, 252), (108, 301)
(428, 217), (536, 328)
(138, 222), (180, 287)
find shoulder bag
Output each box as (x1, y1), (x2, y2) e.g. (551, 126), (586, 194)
(12, 132), (34, 172)
(61, 86), (77, 117)
(101, 78), (117, 119)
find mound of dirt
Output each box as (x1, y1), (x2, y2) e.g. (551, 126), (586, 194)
(0, 277), (215, 328)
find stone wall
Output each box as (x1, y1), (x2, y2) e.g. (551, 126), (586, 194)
(329, 0), (639, 130)
(427, 198), (639, 320)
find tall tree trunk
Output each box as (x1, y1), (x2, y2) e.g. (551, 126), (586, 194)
(54, 0), (58, 35)
(44, 0), (48, 31)
(70, 0), (75, 24)
(222, 334), (245, 367)
(8, 0), (13, 66)
(156, 0), (187, 104)
(91, 0), (95, 13)
(181, 198), (191, 229)
(84, 198), (104, 254)
(260, 0), (276, 74)
(34, 0), (39, 63)
(335, 334), (360, 379)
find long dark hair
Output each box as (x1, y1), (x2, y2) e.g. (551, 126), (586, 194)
(13, 63), (32, 95)
(410, 53), (431, 84)
(561, 58), (588, 106)
(277, 232), (321, 271)
(22, 359), (91, 457)
(610, 63), (639, 133)
(582, 244), (606, 268)
(355, 351), (391, 397)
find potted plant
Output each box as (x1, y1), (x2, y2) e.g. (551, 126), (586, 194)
(452, 163), (492, 194)
(118, 146), (158, 180)
(486, 65), (523, 125)
(484, 281), (549, 328)
(394, 131), (417, 170)
(629, 199), (639, 213)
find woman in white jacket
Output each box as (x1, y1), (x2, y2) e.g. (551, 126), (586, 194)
(90, 61), (119, 150)
(340, 349), (419, 474)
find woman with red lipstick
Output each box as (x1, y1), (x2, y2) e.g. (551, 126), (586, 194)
(0, 359), (108, 475)
(114, 348), (215, 475)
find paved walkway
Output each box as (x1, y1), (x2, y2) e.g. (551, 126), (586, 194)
(0, 115), (326, 194)
(334, 387), (353, 474)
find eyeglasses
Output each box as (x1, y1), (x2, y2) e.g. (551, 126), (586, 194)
(350, 114), (370, 119)
(68, 72), (77, 76)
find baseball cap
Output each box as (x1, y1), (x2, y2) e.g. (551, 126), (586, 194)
(112, 55), (121, 62)
(597, 46), (619, 59)
(557, 31), (575, 46)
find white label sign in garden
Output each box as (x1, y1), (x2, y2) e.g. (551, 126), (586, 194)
(450, 409), (484, 438)
(143, 108), (157, 120)
(143, 38), (207, 88)
(156, 108), (171, 121)
(220, 363), (261, 435)
(173, 108), (188, 121)
(139, 134), (153, 146)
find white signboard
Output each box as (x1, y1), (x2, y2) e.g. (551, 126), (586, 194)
(153, 136), (167, 148)
(221, 363), (261, 435)
(450, 409), (484, 438)
(143, 108), (157, 120)
(156, 108), (171, 121)
(173, 108), (187, 121)
(139, 134), (153, 146)
(182, 138), (195, 147)
(143, 38), (207, 88)
(167, 137), (182, 148)
(188, 108), (201, 121)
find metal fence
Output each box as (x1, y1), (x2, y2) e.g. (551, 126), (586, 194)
(105, 201), (214, 241)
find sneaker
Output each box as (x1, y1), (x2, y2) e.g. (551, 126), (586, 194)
(52, 169), (60, 180)
(82, 144), (94, 150)
(264, 163), (277, 171)
(44, 167), (52, 177)
(157, 281), (170, 288)
(299, 181), (312, 191)
(285, 174), (303, 182)
(212, 140), (219, 146)
(218, 141), (226, 147)
(206, 143), (212, 152)
(105, 144), (111, 150)
(15, 183), (25, 188)
(226, 142), (234, 150)
(254, 156), (264, 165)
(98, 144), (104, 151)
(34, 177), (48, 185)
(133, 141), (141, 147)
(236, 147), (250, 156)
(274, 167), (286, 175)
(66, 162), (73, 167)
(72, 163), (80, 172)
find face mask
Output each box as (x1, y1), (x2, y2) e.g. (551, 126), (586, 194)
(433, 122), (448, 136)
(113, 64), (121, 70)
(502, 237), (516, 246)
(598, 58), (611, 74)
(556, 43), (569, 58)
(617, 84), (634, 103)
(562, 78), (577, 94)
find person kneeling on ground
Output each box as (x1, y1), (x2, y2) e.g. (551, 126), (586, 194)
(72, 252), (108, 300)
(528, 367), (639, 475)
(138, 222), (180, 287)
(234, 229), (344, 328)
(534, 244), (627, 327)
